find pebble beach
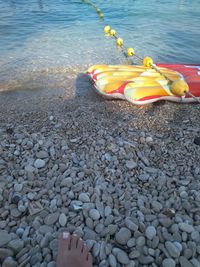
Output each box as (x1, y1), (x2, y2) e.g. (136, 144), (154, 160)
(1, 70), (200, 267)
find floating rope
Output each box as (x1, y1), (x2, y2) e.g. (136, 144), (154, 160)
(81, 0), (199, 101)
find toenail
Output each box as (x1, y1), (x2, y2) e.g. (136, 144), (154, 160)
(63, 232), (69, 239)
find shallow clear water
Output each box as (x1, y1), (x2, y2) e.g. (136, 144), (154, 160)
(0, 0), (200, 84)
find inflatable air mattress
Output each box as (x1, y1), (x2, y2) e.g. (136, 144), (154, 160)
(88, 64), (200, 104)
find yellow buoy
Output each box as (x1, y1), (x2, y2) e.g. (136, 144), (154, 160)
(127, 48), (135, 57)
(96, 8), (101, 14)
(110, 29), (117, 37)
(143, 56), (154, 67)
(104, 25), (111, 34)
(116, 38), (124, 47)
(99, 13), (104, 18)
(170, 80), (189, 96)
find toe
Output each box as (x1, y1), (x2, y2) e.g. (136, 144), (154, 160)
(58, 232), (71, 251)
(70, 234), (79, 250)
(56, 232), (71, 265)
(82, 243), (90, 259)
(87, 252), (93, 265)
(77, 237), (85, 252)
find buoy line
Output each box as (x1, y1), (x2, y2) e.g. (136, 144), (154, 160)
(81, 0), (200, 101)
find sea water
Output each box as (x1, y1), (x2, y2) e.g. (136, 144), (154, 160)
(0, 0), (200, 85)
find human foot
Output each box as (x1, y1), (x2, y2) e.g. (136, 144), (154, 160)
(56, 232), (93, 267)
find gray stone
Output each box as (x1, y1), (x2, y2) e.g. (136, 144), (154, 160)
(34, 159), (45, 168)
(165, 241), (181, 258)
(179, 256), (193, 267)
(44, 212), (59, 225)
(59, 213), (67, 227)
(126, 160), (137, 170)
(191, 258), (200, 267)
(127, 238), (136, 248)
(83, 228), (97, 240)
(8, 239), (24, 253)
(0, 249), (13, 261)
(162, 258), (176, 267)
(151, 201), (163, 212)
(14, 183), (23, 192)
(47, 261), (56, 267)
(39, 225), (54, 235)
(174, 241), (182, 252)
(138, 255), (154, 264)
(138, 173), (150, 182)
(145, 226), (157, 240)
(116, 250), (130, 264)
(104, 206), (112, 217)
(179, 223), (194, 233)
(89, 209), (100, 220)
(126, 261), (136, 267)
(0, 230), (12, 247)
(115, 227), (131, 245)
(92, 242), (100, 257)
(36, 151), (49, 159)
(136, 236), (146, 247)
(50, 239), (58, 252)
(129, 250), (140, 259)
(108, 254), (117, 267)
(184, 248), (193, 259)
(191, 231), (200, 242)
(79, 193), (90, 202)
(2, 257), (17, 267)
(125, 218), (138, 232)
(60, 177), (73, 187)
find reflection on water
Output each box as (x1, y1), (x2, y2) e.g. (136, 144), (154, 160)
(179, 0), (184, 11)
(38, 0), (43, 10)
(0, 0), (200, 87)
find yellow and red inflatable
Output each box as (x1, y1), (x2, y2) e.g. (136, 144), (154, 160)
(88, 64), (200, 104)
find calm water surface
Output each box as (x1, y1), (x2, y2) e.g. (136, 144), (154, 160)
(0, 0), (200, 84)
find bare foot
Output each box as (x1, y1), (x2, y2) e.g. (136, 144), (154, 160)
(56, 232), (93, 267)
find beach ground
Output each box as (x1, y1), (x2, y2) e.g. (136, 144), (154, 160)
(0, 70), (200, 266)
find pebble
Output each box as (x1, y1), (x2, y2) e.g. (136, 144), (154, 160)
(126, 160), (137, 170)
(59, 213), (67, 226)
(8, 239), (24, 253)
(79, 193), (90, 202)
(115, 227), (132, 245)
(2, 257), (17, 267)
(179, 223), (194, 233)
(14, 183), (23, 192)
(138, 255), (154, 264)
(0, 230), (12, 247)
(36, 151), (49, 159)
(108, 254), (117, 267)
(162, 258), (176, 267)
(34, 159), (46, 168)
(47, 261), (56, 267)
(89, 209), (100, 220)
(39, 226), (54, 235)
(44, 212), (59, 225)
(0, 249), (13, 261)
(104, 206), (112, 217)
(60, 177), (73, 187)
(179, 256), (194, 267)
(165, 241), (181, 258)
(145, 226), (157, 240)
(136, 236), (146, 247)
(138, 173), (150, 182)
(125, 218), (138, 232)
(116, 249), (130, 265)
